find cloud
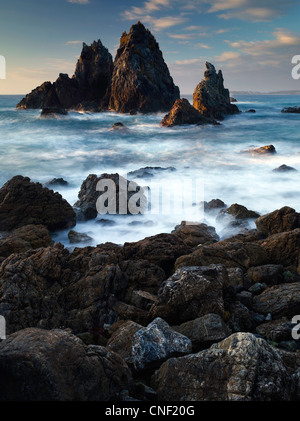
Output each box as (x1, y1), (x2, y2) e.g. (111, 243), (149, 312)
(168, 33), (196, 40)
(65, 40), (83, 45)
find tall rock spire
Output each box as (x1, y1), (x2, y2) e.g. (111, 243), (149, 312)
(109, 22), (180, 114)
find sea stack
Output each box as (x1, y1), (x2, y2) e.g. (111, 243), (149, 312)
(193, 62), (239, 120)
(109, 21), (180, 114)
(17, 40), (113, 112)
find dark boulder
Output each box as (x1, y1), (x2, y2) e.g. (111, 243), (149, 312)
(219, 203), (260, 220)
(193, 62), (239, 120)
(273, 164), (297, 173)
(172, 221), (219, 248)
(243, 145), (276, 155)
(40, 107), (68, 117)
(255, 206), (300, 236)
(0, 328), (132, 401)
(281, 107), (300, 113)
(161, 98), (216, 127)
(0, 176), (76, 231)
(44, 178), (69, 188)
(109, 22), (180, 114)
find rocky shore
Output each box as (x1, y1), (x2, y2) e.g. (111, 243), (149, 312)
(0, 174), (300, 401)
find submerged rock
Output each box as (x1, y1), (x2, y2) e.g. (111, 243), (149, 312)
(161, 98), (216, 127)
(110, 122), (129, 131)
(109, 22), (180, 114)
(41, 107), (68, 117)
(193, 62), (239, 120)
(281, 107), (300, 113)
(127, 166), (176, 179)
(243, 145), (276, 155)
(0, 176), (76, 231)
(68, 230), (93, 244)
(273, 164), (297, 173)
(152, 332), (295, 401)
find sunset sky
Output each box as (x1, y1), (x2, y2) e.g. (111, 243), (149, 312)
(1, 0), (300, 94)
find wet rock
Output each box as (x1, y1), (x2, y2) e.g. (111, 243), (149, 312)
(173, 313), (230, 351)
(161, 98), (216, 127)
(175, 240), (269, 270)
(273, 164), (297, 173)
(152, 332), (294, 401)
(227, 267), (244, 287)
(0, 176), (76, 231)
(0, 224), (53, 260)
(193, 62), (239, 120)
(253, 283), (300, 319)
(230, 97), (238, 103)
(68, 230), (93, 244)
(203, 198), (227, 212)
(150, 265), (228, 324)
(109, 22), (179, 114)
(132, 317), (192, 371)
(74, 173), (148, 221)
(243, 145), (276, 155)
(110, 122), (129, 131)
(256, 207), (300, 236)
(246, 109), (256, 113)
(256, 319), (294, 343)
(259, 229), (300, 271)
(41, 107), (68, 117)
(281, 107), (300, 113)
(44, 178), (69, 188)
(227, 301), (254, 332)
(0, 328), (132, 401)
(122, 233), (191, 277)
(245, 264), (284, 287)
(220, 203), (260, 220)
(107, 320), (142, 366)
(129, 290), (157, 311)
(172, 221), (219, 248)
(127, 166), (176, 180)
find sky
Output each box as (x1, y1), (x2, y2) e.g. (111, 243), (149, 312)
(1, 0), (300, 94)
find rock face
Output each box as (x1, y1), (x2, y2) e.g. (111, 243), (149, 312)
(0, 328), (132, 401)
(0, 176), (76, 231)
(132, 318), (192, 371)
(255, 206), (300, 236)
(161, 98), (215, 127)
(193, 62), (239, 120)
(150, 265), (228, 324)
(109, 22), (180, 114)
(74, 173), (148, 221)
(152, 333), (295, 401)
(17, 40), (113, 111)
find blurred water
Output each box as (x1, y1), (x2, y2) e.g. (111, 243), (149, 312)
(0, 94), (299, 246)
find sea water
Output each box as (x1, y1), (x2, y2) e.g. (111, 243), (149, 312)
(0, 94), (299, 247)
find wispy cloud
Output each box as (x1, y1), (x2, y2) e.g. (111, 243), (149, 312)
(67, 0), (89, 4)
(65, 40), (83, 45)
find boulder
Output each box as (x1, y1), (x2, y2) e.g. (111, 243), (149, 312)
(74, 173), (148, 221)
(246, 109), (256, 113)
(245, 265), (284, 287)
(227, 302), (254, 333)
(243, 145), (276, 155)
(127, 166), (176, 180)
(161, 98), (215, 127)
(172, 221), (219, 248)
(173, 313), (230, 351)
(281, 107), (300, 113)
(220, 203), (260, 220)
(255, 207), (300, 236)
(253, 283), (300, 319)
(0, 328), (131, 401)
(203, 198), (227, 212)
(109, 22), (180, 114)
(110, 122), (128, 131)
(150, 265), (228, 324)
(0, 224), (53, 260)
(175, 241), (269, 270)
(152, 332), (295, 401)
(44, 178), (69, 188)
(40, 107), (68, 117)
(256, 319), (295, 343)
(0, 176), (76, 231)
(132, 317), (192, 371)
(107, 320), (142, 366)
(193, 62), (239, 120)
(68, 230), (93, 244)
(273, 164), (297, 173)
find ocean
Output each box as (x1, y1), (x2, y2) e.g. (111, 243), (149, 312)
(0, 94), (299, 247)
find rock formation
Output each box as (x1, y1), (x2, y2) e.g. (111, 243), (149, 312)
(161, 98), (216, 127)
(17, 40), (113, 111)
(193, 62), (239, 120)
(109, 22), (180, 113)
